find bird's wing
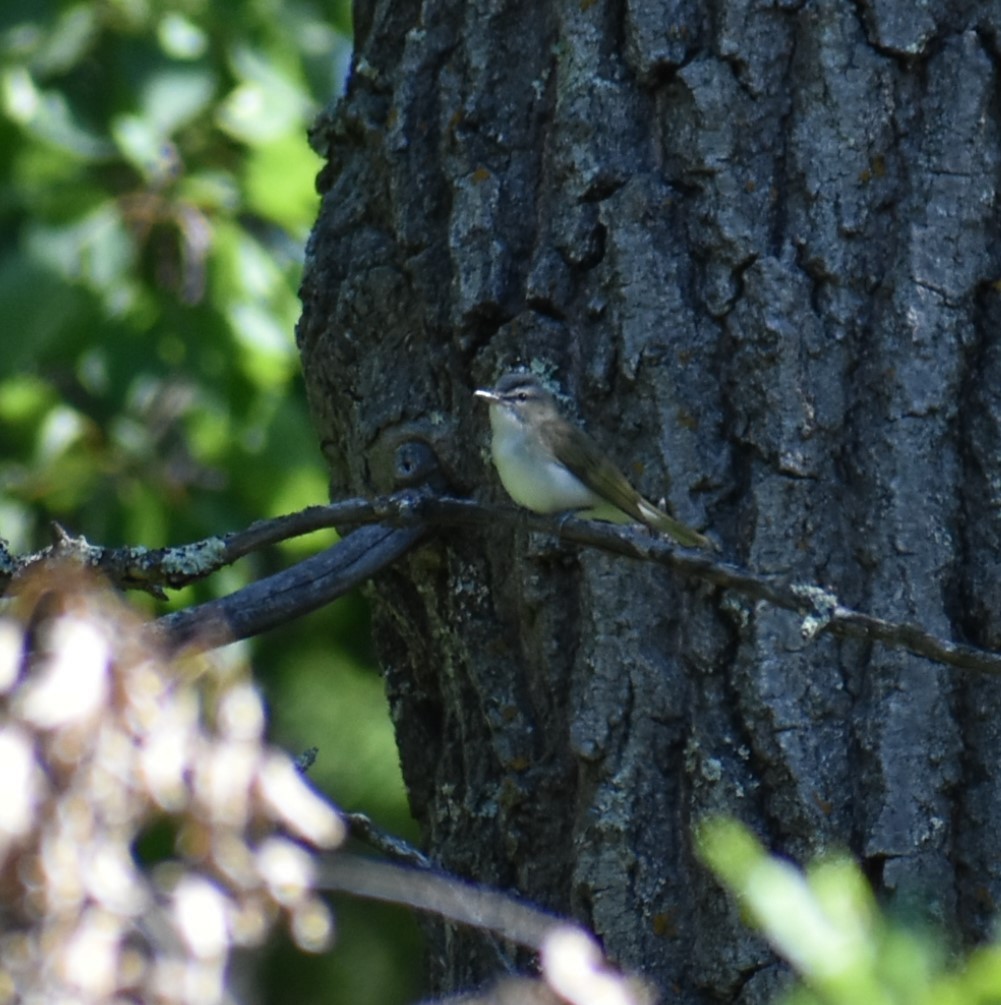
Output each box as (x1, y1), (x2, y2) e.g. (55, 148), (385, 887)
(555, 423), (716, 550)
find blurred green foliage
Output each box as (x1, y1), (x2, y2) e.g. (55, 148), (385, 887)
(0, 1), (422, 1002)
(699, 818), (1001, 1005)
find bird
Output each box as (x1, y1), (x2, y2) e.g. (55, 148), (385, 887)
(474, 372), (715, 550)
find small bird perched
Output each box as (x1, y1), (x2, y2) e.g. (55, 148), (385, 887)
(475, 372), (715, 550)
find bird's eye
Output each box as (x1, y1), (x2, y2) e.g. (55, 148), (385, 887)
(517, 392), (528, 402)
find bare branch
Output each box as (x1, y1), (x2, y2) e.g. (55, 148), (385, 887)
(152, 523), (429, 651)
(0, 499), (397, 598)
(335, 494), (1001, 678)
(318, 853), (565, 952)
(6, 489), (1000, 676)
(319, 854), (656, 1005)
(343, 811), (435, 870)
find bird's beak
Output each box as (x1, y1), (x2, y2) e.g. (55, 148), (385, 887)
(474, 388), (500, 404)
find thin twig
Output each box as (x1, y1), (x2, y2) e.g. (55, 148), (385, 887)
(318, 853), (655, 1004)
(343, 812), (434, 870)
(365, 495), (1001, 678)
(317, 853), (560, 951)
(6, 490), (1001, 676)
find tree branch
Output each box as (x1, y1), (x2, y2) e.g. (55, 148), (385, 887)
(319, 854), (655, 1005)
(344, 494), (1001, 678)
(6, 490), (1000, 676)
(152, 523), (429, 651)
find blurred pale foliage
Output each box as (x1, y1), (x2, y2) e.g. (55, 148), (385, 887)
(699, 818), (1001, 1005)
(0, 569), (343, 1003)
(0, 2), (422, 1003)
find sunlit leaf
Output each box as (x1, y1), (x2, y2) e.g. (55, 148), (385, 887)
(2, 66), (111, 159)
(244, 131), (321, 231)
(156, 12), (207, 60)
(217, 43), (312, 143)
(140, 66), (217, 135)
(26, 4), (99, 76)
(698, 818), (1001, 1005)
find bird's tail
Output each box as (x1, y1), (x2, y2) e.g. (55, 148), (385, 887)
(638, 499), (718, 552)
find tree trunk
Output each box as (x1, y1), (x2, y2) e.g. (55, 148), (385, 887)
(297, 1), (1001, 1000)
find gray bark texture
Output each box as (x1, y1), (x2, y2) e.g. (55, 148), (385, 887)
(298, 1), (1001, 1001)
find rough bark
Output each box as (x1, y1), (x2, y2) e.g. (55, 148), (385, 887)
(297, 1), (1001, 1001)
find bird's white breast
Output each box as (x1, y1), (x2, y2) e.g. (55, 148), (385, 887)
(488, 404), (598, 514)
